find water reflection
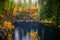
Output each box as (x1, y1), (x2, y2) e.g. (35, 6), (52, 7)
(14, 28), (38, 40)
(22, 32), (32, 40)
(14, 29), (20, 40)
(13, 21), (41, 40)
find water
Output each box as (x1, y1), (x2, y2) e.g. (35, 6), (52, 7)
(13, 21), (45, 40)
(14, 28), (38, 40)
(14, 29), (20, 40)
(22, 31), (32, 40)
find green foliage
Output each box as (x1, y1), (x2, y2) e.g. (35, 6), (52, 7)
(0, 0), (8, 14)
(40, 0), (60, 28)
(47, 0), (60, 27)
(0, 2), (3, 15)
(0, 6), (2, 14)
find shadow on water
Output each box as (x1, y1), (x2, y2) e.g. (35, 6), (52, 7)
(13, 21), (60, 40)
(13, 21), (41, 40)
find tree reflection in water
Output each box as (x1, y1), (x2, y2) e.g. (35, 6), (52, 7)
(13, 21), (41, 40)
(14, 28), (39, 40)
(14, 29), (20, 40)
(22, 32), (32, 40)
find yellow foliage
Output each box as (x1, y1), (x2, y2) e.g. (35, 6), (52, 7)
(29, 32), (40, 40)
(29, 32), (35, 38)
(44, 19), (52, 23)
(37, 4), (39, 9)
(30, 5), (38, 10)
(13, 6), (17, 16)
(4, 21), (12, 27)
(13, 7), (17, 13)
(32, 12), (37, 17)
(3, 21), (14, 30)
(18, 7), (23, 12)
(3, 21), (14, 40)
(34, 38), (39, 40)
(0, 25), (2, 28)
(4, 31), (7, 36)
(4, 21), (8, 27)
(8, 34), (12, 40)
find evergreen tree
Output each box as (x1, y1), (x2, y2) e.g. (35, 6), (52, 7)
(40, 0), (60, 28)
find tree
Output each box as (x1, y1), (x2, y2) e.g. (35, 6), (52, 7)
(0, 0), (8, 24)
(40, 0), (60, 28)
